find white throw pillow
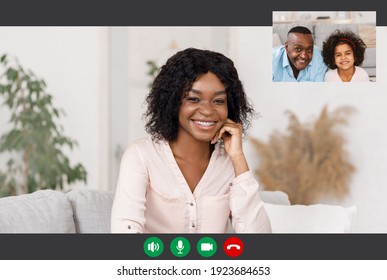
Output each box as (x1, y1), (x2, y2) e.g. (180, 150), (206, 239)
(66, 188), (114, 233)
(0, 190), (76, 233)
(358, 24), (376, 48)
(259, 190), (291, 205)
(264, 203), (357, 233)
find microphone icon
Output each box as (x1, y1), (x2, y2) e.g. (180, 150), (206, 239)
(176, 240), (184, 254)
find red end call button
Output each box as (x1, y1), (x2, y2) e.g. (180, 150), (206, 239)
(223, 236), (244, 257)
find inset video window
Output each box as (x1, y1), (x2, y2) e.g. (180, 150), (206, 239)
(272, 11), (376, 82)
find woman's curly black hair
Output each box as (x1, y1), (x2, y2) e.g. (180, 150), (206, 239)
(322, 29), (367, 69)
(144, 48), (255, 141)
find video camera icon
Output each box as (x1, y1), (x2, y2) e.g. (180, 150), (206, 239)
(197, 237), (217, 257)
(200, 243), (214, 251)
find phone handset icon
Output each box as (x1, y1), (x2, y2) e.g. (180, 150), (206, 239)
(226, 244), (241, 250)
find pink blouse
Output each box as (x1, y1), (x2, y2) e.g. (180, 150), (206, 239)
(111, 137), (271, 233)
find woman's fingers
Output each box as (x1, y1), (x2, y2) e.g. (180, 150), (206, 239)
(221, 121), (242, 138)
(211, 119), (242, 144)
(211, 132), (219, 144)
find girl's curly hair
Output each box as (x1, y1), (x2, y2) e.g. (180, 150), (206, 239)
(322, 29), (367, 69)
(144, 48), (255, 141)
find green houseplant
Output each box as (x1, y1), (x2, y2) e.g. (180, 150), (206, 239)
(146, 60), (159, 89)
(0, 54), (87, 197)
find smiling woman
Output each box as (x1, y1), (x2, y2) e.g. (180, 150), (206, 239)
(110, 48), (272, 234)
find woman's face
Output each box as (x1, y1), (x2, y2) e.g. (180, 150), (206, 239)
(177, 72), (228, 142)
(334, 43), (355, 71)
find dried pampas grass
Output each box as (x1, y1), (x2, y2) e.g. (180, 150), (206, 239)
(251, 105), (356, 205)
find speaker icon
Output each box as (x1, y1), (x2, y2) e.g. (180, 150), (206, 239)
(148, 241), (160, 252)
(144, 237), (164, 257)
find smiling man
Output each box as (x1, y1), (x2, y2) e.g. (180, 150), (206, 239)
(272, 26), (327, 82)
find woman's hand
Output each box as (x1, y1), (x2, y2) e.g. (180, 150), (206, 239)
(211, 118), (243, 158)
(211, 119), (249, 175)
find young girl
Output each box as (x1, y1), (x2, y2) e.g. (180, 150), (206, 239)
(111, 48), (271, 233)
(322, 30), (370, 82)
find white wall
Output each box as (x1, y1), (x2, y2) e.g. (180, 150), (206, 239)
(0, 27), (109, 192)
(229, 27), (387, 232)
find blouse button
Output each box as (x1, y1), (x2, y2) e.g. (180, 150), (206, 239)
(128, 225), (131, 229)
(229, 183), (233, 186)
(190, 202), (194, 206)
(192, 223), (195, 228)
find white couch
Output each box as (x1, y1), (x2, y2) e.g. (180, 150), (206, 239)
(0, 188), (356, 233)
